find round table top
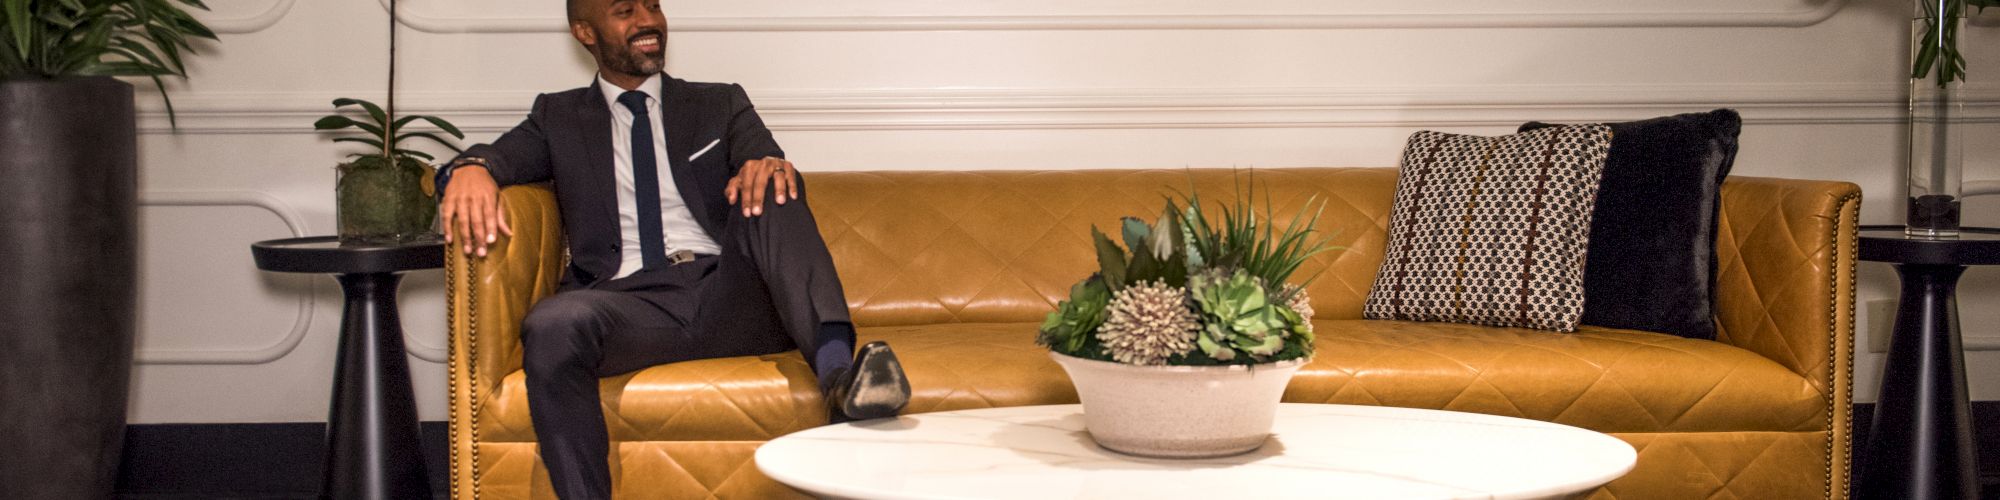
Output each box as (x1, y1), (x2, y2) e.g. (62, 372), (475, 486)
(755, 404), (1636, 500)
(1858, 226), (2000, 266)
(251, 235), (445, 274)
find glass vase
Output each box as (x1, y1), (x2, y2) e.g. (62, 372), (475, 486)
(1907, 1), (1966, 238)
(336, 154), (436, 245)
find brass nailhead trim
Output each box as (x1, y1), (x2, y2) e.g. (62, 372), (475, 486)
(447, 250), (485, 500)
(1820, 191), (1861, 500)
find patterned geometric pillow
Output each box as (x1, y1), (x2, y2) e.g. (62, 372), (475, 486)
(1363, 125), (1614, 332)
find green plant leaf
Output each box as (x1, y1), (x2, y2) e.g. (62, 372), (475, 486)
(394, 131), (466, 153)
(332, 97), (390, 129)
(314, 115), (360, 131)
(315, 114), (384, 137)
(392, 114), (466, 139)
(1092, 227), (1127, 291)
(7, 0), (32, 64)
(332, 137), (386, 150)
(1120, 217), (1150, 256)
(393, 149), (436, 161)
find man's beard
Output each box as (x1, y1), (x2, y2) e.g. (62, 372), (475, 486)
(597, 28), (665, 76)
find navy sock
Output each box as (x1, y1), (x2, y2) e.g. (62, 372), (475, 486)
(813, 323), (856, 392)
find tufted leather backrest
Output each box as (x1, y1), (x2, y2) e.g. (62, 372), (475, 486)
(806, 168), (1399, 326)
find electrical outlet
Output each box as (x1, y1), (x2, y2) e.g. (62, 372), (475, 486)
(1867, 299), (1897, 354)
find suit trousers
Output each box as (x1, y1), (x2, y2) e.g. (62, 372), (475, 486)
(519, 188), (850, 500)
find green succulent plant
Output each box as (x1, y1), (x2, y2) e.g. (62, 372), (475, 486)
(1186, 269), (1313, 364)
(1037, 275), (1112, 360)
(0, 0), (220, 126)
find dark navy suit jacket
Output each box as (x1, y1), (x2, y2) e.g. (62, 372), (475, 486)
(443, 75), (785, 289)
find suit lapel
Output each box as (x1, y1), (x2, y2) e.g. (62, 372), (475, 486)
(579, 81), (620, 239)
(660, 76), (717, 235)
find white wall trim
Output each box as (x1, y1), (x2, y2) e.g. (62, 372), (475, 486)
(203, 0), (296, 34)
(138, 82), (2000, 135)
(378, 0), (1849, 33)
(136, 191), (314, 365)
(407, 329), (447, 363)
(1970, 337), (2000, 351)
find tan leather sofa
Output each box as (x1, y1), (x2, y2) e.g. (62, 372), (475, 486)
(447, 168), (1859, 499)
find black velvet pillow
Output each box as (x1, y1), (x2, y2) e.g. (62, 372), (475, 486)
(1519, 109), (1740, 340)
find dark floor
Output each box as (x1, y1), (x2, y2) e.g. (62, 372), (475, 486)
(112, 404), (2000, 499)
(115, 422), (447, 500)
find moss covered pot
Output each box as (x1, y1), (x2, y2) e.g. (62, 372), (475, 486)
(336, 154), (434, 245)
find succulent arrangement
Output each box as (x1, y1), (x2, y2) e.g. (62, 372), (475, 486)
(1037, 181), (1337, 366)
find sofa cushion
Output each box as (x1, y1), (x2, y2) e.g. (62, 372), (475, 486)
(1519, 110), (1741, 341)
(478, 318), (1822, 443)
(1288, 320), (1826, 433)
(1365, 126), (1614, 332)
(476, 323), (1082, 443)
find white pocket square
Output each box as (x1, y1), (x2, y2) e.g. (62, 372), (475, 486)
(688, 139), (720, 161)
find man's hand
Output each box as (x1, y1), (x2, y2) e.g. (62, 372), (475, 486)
(725, 156), (799, 217)
(438, 165), (513, 257)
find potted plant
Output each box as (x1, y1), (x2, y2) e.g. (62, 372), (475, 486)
(310, 0), (461, 245)
(0, 0), (215, 497)
(314, 97), (462, 244)
(1906, 0), (1999, 237)
(1037, 181), (1337, 458)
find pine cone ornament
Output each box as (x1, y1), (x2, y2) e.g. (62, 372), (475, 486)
(1097, 280), (1200, 365)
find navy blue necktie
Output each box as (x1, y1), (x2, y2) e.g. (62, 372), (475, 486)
(616, 91), (670, 270)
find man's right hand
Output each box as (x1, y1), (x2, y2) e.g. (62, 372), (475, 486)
(439, 165), (513, 257)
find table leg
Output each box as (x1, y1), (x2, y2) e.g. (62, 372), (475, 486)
(1861, 264), (1977, 500)
(325, 272), (432, 500)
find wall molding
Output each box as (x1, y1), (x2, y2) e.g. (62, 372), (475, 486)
(134, 192), (450, 365)
(138, 82), (2000, 135)
(378, 0), (1849, 33)
(136, 191), (313, 365)
(202, 0), (296, 34)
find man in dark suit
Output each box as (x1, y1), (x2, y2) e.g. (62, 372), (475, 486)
(435, 0), (910, 497)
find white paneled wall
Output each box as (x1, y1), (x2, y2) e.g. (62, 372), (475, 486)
(130, 0), (2000, 423)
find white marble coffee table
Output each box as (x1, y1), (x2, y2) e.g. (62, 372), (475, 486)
(756, 403), (1635, 500)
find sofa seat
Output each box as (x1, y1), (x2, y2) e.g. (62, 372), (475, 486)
(474, 320), (1822, 443)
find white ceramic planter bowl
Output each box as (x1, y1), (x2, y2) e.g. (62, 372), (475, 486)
(1050, 352), (1306, 458)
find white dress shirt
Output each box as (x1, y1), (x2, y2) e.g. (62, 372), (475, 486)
(600, 74), (723, 279)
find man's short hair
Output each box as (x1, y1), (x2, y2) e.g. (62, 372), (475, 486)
(566, 0), (582, 23)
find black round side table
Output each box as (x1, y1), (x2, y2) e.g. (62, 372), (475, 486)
(252, 235), (442, 500)
(1856, 225), (2000, 500)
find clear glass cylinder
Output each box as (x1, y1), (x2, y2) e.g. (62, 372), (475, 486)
(1907, 2), (1966, 238)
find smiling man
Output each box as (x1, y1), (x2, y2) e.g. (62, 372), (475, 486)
(433, 0), (911, 497)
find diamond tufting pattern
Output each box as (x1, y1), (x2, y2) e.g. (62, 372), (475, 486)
(448, 169), (1858, 499)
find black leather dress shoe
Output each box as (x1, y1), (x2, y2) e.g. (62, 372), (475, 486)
(825, 341), (911, 422)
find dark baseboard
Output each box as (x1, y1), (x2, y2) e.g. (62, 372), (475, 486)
(115, 421), (447, 500)
(110, 403), (2000, 498)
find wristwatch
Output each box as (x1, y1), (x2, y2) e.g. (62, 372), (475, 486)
(434, 156), (489, 195)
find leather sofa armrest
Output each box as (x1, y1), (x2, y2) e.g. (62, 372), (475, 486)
(447, 184), (565, 494)
(1713, 175), (1859, 499)
(1713, 176), (1859, 396)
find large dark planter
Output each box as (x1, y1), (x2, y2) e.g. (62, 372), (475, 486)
(0, 77), (139, 500)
